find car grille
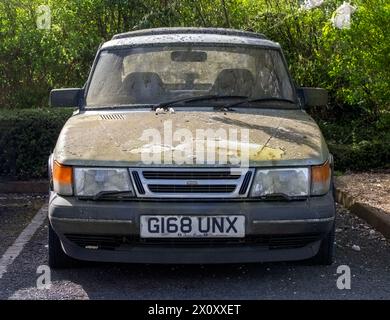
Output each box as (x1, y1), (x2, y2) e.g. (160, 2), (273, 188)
(130, 168), (254, 198)
(148, 184), (237, 193)
(142, 171), (241, 180)
(65, 233), (322, 251)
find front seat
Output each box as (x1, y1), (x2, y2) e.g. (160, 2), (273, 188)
(119, 72), (165, 104)
(211, 68), (254, 97)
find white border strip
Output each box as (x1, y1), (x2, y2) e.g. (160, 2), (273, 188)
(0, 205), (47, 279)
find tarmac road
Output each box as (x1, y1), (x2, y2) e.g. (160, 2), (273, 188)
(0, 194), (389, 300)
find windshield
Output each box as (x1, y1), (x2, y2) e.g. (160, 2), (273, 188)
(86, 45), (295, 108)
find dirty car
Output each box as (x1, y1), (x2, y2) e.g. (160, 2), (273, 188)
(48, 28), (335, 268)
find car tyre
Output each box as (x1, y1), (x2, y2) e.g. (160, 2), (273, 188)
(311, 221), (335, 265)
(48, 223), (76, 269)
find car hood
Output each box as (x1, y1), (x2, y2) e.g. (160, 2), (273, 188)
(54, 108), (329, 167)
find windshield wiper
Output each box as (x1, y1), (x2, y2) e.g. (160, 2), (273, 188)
(92, 190), (134, 200)
(225, 97), (296, 109)
(153, 95), (248, 110)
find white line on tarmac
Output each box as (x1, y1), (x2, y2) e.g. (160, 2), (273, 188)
(0, 205), (47, 279)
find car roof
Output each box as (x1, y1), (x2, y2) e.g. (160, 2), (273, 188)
(112, 27), (268, 40)
(101, 27), (280, 50)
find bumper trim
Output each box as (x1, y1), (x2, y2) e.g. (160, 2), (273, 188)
(60, 237), (322, 264)
(253, 217), (335, 224)
(51, 217), (133, 224)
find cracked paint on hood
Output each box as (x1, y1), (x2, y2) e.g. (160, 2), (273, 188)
(53, 108), (329, 167)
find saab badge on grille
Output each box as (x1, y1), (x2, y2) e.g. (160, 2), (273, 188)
(186, 180), (198, 186)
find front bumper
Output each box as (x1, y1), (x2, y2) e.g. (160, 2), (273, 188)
(48, 193), (335, 264)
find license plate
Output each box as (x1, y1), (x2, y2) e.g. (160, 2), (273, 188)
(140, 215), (245, 238)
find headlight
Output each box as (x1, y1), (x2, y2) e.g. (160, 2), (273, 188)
(250, 168), (309, 198)
(74, 168), (134, 198)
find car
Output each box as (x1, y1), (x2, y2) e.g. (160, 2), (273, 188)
(48, 27), (335, 268)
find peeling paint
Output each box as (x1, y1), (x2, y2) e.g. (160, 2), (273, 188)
(130, 144), (172, 154)
(54, 109), (328, 167)
(249, 146), (285, 160)
(129, 139), (284, 162)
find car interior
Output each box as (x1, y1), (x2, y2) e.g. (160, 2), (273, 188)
(117, 68), (256, 103)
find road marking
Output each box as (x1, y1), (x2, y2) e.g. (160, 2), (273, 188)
(0, 205), (47, 279)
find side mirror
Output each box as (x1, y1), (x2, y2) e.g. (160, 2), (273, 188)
(296, 87), (328, 108)
(50, 88), (83, 107)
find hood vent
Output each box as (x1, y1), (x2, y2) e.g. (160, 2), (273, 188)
(99, 114), (126, 120)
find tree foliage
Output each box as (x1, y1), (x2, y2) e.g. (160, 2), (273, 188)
(0, 0), (388, 115)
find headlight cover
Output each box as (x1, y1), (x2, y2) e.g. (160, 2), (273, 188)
(311, 160), (331, 195)
(74, 168), (134, 198)
(53, 161), (73, 196)
(250, 168), (309, 198)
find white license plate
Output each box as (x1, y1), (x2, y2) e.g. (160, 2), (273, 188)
(140, 215), (245, 238)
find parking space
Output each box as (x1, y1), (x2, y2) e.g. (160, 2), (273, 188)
(0, 201), (389, 300)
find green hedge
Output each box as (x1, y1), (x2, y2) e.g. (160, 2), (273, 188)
(0, 109), (388, 179)
(317, 112), (390, 172)
(0, 108), (74, 179)
(328, 142), (389, 172)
